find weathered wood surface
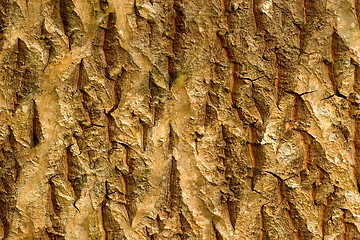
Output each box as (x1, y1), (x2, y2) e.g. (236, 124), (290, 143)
(1, 0), (360, 239)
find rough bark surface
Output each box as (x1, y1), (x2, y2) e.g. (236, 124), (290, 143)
(1, 0), (360, 239)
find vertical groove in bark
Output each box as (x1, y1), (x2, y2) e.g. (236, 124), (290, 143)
(303, 0), (310, 24)
(343, 212), (349, 240)
(212, 221), (224, 240)
(299, 131), (311, 170)
(32, 100), (43, 147)
(41, 22), (56, 72)
(167, 156), (181, 210)
(49, 176), (61, 217)
(356, 0), (360, 26)
(0, 0), (10, 50)
(221, 124), (240, 229)
(123, 162), (136, 225)
(291, 94), (300, 124)
(277, 177), (284, 204)
(252, 0), (259, 33)
(59, 0), (84, 50)
(168, 0), (184, 90)
(66, 145), (83, 209)
(0, 127), (19, 239)
(325, 32), (336, 93)
(351, 35), (360, 194)
(320, 194), (331, 238)
(103, 12), (126, 79)
(101, 201), (108, 240)
(226, 196), (236, 231)
(353, 108), (360, 194)
(275, 53), (282, 105)
(287, 201), (301, 240)
(249, 125), (257, 191)
(140, 119), (148, 151)
(259, 205), (265, 240)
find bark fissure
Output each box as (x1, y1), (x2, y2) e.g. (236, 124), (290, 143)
(168, 0), (185, 90)
(226, 196), (236, 230)
(32, 100), (43, 147)
(249, 125), (257, 191)
(275, 53), (282, 105)
(212, 221), (224, 240)
(49, 176), (61, 217)
(260, 205), (266, 240)
(287, 202), (301, 240)
(356, 0), (360, 26)
(59, 0), (84, 50)
(0, 127), (19, 239)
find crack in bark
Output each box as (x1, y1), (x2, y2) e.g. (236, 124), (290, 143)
(149, 73), (168, 126)
(166, 156), (181, 211)
(320, 194), (332, 239)
(303, 0), (309, 25)
(204, 103), (218, 127)
(32, 100), (43, 147)
(194, 131), (202, 154)
(75, 60), (105, 127)
(102, 177), (129, 239)
(168, 124), (176, 155)
(259, 205), (265, 240)
(66, 145), (85, 210)
(59, 0), (84, 50)
(249, 125), (258, 191)
(212, 221), (224, 240)
(49, 176), (61, 217)
(290, 93), (300, 127)
(351, 60), (360, 193)
(287, 201), (301, 240)
(101, 200), (109, 240)
(265, 171), (286, 205)
(5, 38), (37, 114)
(267, 171), (308, 239)
(252, 0), (259, 33)
(299, 131), (311, 170)
(0, 127), (20, 239)
(353, 119), (360, 192)
(278, 178), (284, 204)
(41, 21), (56, 72)
(168, 0), (185, 90)
(103, 12), (130, 79)
(343, 214), (349, 240)
(356, 0), (360, 27)
(179, 211), (194, 239)
(323, 32), (336, 93)
(0, 0), (10, 50)
(140, 118), (149, 151)
(217, 4), (239, 121)
(275, 53), (282, 105)
(76, 59), (87, 90)
(226, 196), (236, 230)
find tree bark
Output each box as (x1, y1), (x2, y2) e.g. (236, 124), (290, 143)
(1, 0), (360, 239)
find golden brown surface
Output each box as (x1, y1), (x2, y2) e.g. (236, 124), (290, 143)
(1, 0), (360, 239)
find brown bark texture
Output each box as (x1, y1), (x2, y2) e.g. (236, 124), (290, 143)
(1, 0), (360, 239)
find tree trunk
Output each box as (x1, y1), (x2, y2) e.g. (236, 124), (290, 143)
(1, 0), (360, 239)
